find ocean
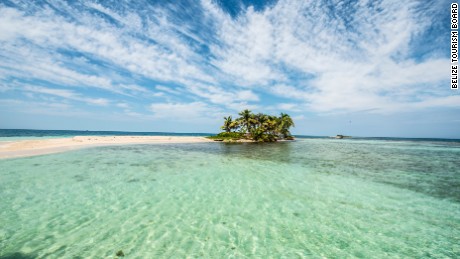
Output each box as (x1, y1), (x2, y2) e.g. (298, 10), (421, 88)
(0, 129), (212, 142)
(0, 130), (459, 258)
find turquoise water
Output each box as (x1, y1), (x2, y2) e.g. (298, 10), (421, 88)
(0, 139), (459, 258)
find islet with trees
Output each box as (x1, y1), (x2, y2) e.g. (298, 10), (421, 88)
(208, 109), (295, 142)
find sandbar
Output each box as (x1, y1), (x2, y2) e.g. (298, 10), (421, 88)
(0, 136), (213, 159)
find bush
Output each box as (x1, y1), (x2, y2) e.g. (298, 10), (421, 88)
(216, 132), (244, 138)
(206, 132), (244, 141)
(250, 128), (278, 142)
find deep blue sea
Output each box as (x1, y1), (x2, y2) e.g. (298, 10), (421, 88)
(0, 129), (459, 258)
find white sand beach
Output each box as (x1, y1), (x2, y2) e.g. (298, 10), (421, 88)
(0, 136), (213, 159)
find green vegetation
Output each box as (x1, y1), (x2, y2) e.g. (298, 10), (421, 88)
(207, 132), (244, 141)
(207, 109), (295, 142)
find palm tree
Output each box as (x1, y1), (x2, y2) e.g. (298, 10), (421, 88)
(221, 116), (233, 133)
(251, 113), (260, 130)
(238, 109), (254, 134)
(265, 115), (279, 136)
(230, 119), (240, 132)
(278, 113), (295, 138)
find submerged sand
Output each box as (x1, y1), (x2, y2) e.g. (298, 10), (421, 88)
(0, 136), (213, 159)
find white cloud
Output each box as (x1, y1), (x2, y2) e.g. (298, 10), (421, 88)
(270, 84), (311, 101)
(0, 0), (453, 120)
(225, 102), (260, 112)
(184, 82), (259, 110)
(0, 98), (88, 117)
(22, 85), (110, 106)
(0, 5), (215, 90)
(155, 85), (182, 95)
(150, 101), (223, 121)
(152, 92), (165, 97)
(417, 95), (460, 108)
(236, 90), (259, 102)
(0, 46), (116, 91)
(200, 0), (451, 114)
(116, 103), (130, 109)
(277, 103), (302, 112)
(203, 2), (282, 86)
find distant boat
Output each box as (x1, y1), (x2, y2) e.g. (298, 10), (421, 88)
(334, 134), (351, 139)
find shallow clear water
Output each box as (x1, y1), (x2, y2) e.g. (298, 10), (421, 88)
(0, 139), (459, 258)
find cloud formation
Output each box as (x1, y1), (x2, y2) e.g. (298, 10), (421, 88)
(0, 0), (455, 127)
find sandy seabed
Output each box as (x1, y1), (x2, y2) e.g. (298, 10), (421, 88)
(0, 136), (213, 159)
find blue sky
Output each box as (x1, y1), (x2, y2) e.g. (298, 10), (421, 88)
(0, 0), (458, 138)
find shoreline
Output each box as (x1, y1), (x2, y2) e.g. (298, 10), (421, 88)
(0, 136), (214, 159)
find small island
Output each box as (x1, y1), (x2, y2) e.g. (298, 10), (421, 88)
(207, 109), (295, 142)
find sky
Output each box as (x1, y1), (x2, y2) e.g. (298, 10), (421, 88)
(0, 0), (458, 138)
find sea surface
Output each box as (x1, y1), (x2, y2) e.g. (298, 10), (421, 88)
(0, 129), (211, 142)
(0, 130), (459, 258)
